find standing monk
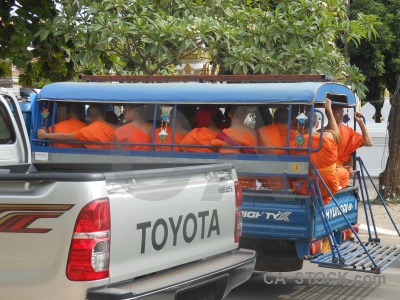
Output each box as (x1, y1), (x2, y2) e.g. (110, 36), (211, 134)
(112, 104), (153, 150)
(38, 104), (115, 149)
(181, 106), (221, 153)
(291, 100), (348, 205)
(331, 105), (373, 169)
(211, 105), (258, 154)
(48, 103), (87, 148)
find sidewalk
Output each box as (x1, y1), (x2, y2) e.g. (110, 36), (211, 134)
(356, 177), (400, 236)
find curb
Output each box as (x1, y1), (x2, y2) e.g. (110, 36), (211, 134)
(358, 224), (399, 237)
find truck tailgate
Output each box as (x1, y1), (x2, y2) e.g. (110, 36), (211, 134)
(105, 165), (238, 284)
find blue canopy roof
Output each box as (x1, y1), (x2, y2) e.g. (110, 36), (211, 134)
(37, 81), (357, 106)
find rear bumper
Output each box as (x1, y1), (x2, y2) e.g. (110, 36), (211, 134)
(87, 248), (256, 300)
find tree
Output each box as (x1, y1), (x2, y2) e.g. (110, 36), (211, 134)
(33, 0), (379, 97)
(379, 80), (400, 199)
(0, 0), (76, 87)
(2, 0), (381, 97)
(347, 0), (400, 200)
(349, 0), (400, 117)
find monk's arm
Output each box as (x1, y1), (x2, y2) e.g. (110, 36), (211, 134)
(37, 129), (76, 141)
(355, 113), (373, 146)
(323, 99), (339, 133)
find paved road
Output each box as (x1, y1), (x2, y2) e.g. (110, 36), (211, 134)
(227, 234), (400, 300)
(356, 176), (400, 235)
(227, 178), (400, 299)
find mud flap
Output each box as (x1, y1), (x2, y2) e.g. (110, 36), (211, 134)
(311, 240), (400, 274)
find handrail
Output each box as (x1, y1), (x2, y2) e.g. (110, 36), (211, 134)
(310, 163), (379, 268)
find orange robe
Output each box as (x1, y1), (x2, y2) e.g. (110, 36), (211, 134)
(258, 123), (297, 154)
(211, 127), (258, 154)
(49, 119), (87, 148)
(74, 121), (114, 149)
(291, 135), (346, 205)
(337, 124), (364, 166)
(154, 126), (186, 151)
(181, 128), (218, 153)
(258, 124), (298, 189)
(113, 123), (152, 150)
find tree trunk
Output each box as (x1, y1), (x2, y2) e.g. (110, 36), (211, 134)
(379, 80), (400, 199)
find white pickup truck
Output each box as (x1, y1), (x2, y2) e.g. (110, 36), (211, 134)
(0, 89), (255, 300)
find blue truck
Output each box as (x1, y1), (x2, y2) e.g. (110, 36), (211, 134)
(27, 75), (400, 274)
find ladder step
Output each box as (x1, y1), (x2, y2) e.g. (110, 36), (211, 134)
(310, 241), (400, 274)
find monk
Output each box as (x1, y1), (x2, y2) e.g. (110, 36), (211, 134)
(181, 106), (221, 153)
(112, 104), (153, 150)
(48, 103), (87, 148)
(258, 107), (298, 154)
(331, 105), (373, 175)
(211, 105), (258, 154)
(257, 107), (298, 189)
(154, 106), (190, 151)
(291, 100), (348, 205)
(38, 104), (115, 149)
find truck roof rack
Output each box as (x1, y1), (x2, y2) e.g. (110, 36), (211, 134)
(79, 74), (337, 83)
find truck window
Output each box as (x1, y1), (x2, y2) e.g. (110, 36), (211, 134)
(0, 105), (15, 144)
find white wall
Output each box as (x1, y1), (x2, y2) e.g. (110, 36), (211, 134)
(356, 99), (390, 177)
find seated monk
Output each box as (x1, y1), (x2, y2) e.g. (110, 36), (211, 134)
(181, 106), (222, 153)
(257, 107), (298, 189)
(154, 106), (190, 151)
(291, 100), (349, 205)
(258, 107), (297, 154)
(48, 103), (87, 148)
(38, 104), (115, 149)
(211, 105), (258, 154)
(112, 104), (153, 150)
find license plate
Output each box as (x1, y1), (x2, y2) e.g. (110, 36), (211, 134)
(321, 237), (331, 254)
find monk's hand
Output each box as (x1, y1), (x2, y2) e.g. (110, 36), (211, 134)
(344, 166), (356, 176)
(324, 98), (332, 111)
(354, 112), (364, 124)
(37, 129), (47, 140)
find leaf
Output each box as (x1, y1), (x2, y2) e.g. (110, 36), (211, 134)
(40, 30), (50, 40)
(233, 63), (241, 74)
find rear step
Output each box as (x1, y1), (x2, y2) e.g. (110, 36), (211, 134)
(309, 158), (400, 274)
(311, 240), (400, 274)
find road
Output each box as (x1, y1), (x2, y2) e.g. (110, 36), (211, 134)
(227, 234), (400, 300)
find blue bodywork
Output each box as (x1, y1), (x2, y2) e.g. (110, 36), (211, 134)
(38, 81), (356, 105)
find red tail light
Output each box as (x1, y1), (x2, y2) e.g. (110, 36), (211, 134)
(234, 182), (243, 207)
(310, 240), (322, 255)
(66, 198), (111, 281)
(342, 228), (353, 242)
(234, 182), (243, 243)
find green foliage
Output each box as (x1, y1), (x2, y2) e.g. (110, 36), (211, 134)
(349, 0), (400, 107)
(0, 0), (77, 87)
(1, 0), (383, 97)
